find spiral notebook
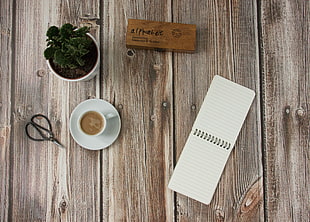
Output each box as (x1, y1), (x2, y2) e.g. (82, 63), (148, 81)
(168, 75), (255, 205)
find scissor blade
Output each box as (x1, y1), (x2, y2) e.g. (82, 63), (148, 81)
(51, 139), (65, 149)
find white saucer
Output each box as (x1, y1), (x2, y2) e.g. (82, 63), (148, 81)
(69, 99), (121, 150)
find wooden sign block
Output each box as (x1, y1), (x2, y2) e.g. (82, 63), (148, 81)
(126, 19), (196, 52)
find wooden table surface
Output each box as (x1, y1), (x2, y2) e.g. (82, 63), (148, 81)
(1, 0), (309, 221)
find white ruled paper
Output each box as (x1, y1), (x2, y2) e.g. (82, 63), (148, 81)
(168, 75), (255, 205)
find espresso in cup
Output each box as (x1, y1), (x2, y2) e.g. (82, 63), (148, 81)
(79, 111), (105, 135)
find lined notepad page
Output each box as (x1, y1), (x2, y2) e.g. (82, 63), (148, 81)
(168, 75), (255, 205)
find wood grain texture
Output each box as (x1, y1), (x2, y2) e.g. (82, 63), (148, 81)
(9, 0), (100, 221)
(10, 0), (53, 220)
(100, 0), (174, 221)
(0, 0), (13, 221)
(46, 0), (101, 221)
(1, 0), (309, 221)
(260, 0), (310, 221)
(173, 0), (263, 221)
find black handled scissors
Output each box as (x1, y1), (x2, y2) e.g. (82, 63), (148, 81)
(25, 114), (65, 149)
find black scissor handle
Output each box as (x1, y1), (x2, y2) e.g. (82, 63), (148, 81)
(25, 122), (45, 141)
(31, 114), (53, 131)
(25, 114), (54, 141)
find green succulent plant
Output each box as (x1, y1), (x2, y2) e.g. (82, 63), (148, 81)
(44, 23), (92, 69)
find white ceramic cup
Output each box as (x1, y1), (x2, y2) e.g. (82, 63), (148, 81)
(77, 110), (115, 136)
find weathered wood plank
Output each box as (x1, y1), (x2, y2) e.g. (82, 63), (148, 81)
(260, 0), (309, 221)
(100, 0), (174, 221)
(173, 0), (263, 221)
(46, 0), (101, 221)
(9, 0), (52, 220)
(10, 0), (100, 221)
(0, 0), (13, 221)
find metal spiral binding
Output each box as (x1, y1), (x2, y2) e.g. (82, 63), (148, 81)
(193, 128), (231, 150)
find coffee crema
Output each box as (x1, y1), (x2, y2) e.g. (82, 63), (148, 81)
(80, 111), (104, 135)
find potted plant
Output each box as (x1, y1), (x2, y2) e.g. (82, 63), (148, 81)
(44, 23), (99, 81)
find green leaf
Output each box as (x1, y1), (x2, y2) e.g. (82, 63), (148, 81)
(68, 37), (82, 47)
(79, 48), (89, 56)
(68, 63), (78, 69)
(66, 44), (78, 55)
(44, 23), (93, 69)
(76, 57), (85, 66)
(46, 26), (59, 39)
(54, 49), (70, 67)
(59, 23), (74, 38)
(74, 26), (90, 37)
(84, 37), (92, 46)
(44, 47), (56, 59)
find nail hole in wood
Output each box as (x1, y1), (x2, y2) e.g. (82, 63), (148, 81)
(150, 115), (156, 121)
(127, 49), (135, 57)
(37, 69), (46, 77)
(59, 199), (68, 213)
(162, 101), (168, 108)
(296, 107), (305, 117)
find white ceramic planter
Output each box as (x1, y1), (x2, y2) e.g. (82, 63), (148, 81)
(46, 33), (100, 82)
